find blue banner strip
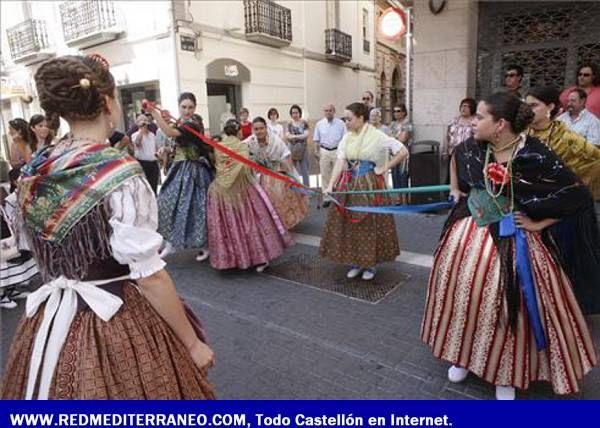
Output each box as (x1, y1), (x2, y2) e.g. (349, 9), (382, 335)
(0, 400), (595, 428)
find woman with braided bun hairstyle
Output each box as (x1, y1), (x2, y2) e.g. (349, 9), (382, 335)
(146, 92), (215, 262)
(206, 118), (293, 272)
(422, 92), (597, 399)
(1, 55), (215, 399)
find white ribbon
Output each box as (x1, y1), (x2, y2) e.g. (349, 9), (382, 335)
(25, 275), (129, 400)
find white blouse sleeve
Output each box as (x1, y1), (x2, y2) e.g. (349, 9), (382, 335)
(3, 192), (29, 251)
(383, 137), (407, 156)
(107, 176), (166, 279)
(336, 137), (347, 160)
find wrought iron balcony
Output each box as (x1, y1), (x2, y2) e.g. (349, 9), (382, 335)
(243, 0), (292, 48)
(6, 19), (53, 65)
(325, 29), (352, 62)
(60, 0), (122, 49)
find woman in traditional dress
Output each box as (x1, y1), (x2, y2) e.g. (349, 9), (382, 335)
(207, 119), (293, 272)
(524, 85), (600, 314)
(422, 92), (597, 400)
(0, 55), (215, 399)
(320, 102), (408, 281)
(148, 93), (214, 261)
(526, 86), (600, 199)
(245, 117), (309, 230)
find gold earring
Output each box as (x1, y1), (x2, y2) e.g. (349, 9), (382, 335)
(546, 110), (551, 119)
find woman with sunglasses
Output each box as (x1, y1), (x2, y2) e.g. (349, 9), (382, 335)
(389, 105), (412, 200)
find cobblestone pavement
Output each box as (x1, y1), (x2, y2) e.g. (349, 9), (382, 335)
(2, 204), (599, 399)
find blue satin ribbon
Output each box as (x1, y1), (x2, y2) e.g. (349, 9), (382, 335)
(349, 160), (376, 177)
(328, 198), (454, 214)
(499, 214), (547, 351)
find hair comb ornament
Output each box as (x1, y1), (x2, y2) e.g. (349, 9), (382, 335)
(71, 77), (92, 90)
(87, 53), (110, 70)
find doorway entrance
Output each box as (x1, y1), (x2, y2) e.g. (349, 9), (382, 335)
(206, 82), (241, 137)
(205, 58), (251, 136)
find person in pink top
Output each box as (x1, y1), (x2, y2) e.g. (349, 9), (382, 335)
(560, 63), (600, 118)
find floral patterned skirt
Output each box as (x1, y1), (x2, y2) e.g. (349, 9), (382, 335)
(259, 174), (309, 230)
(319, 171), (399, 268)
(158, 159), (214, 249)
(207, 182), (293, 270)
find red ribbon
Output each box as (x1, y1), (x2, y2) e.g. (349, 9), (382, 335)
(143, 100), (307, 190)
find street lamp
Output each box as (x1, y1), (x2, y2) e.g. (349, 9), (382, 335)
(377, 6), (412, 121)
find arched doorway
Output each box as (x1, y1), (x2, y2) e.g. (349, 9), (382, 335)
(390, 66), (404, 110)
(206, 58), (251, 136)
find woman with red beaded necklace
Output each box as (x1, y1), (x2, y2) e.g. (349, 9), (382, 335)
(422, 92), (598, 400)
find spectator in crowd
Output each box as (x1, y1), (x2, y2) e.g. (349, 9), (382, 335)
(239, 107), (253, 140)
(369, 108), (391, 135)
(131, 114), (161, 193)
(29, 114), (53, 149)
(8, 119), (35, 169)
(446, 98), (476, 195)
(389, 104), (412, 198)
(313, 103), (345, 203)
(557, 88), (600, 146)
(286, 104), (310, 187)
(362, 90), (375, 118)
(267, 107), (284, 139)
(126, 109), (158, 137)
(446, 98), (476, 156)
(560, 63), (600, 118)
(503, 64), (524, 99)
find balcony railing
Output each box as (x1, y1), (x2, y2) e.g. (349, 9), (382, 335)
(243, 0), (292, 48)
(6, 19), (53, 64)
(325, 29), (352, 62)
(60, 0), (122, 48)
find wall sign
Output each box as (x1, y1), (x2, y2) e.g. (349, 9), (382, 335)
(224, 65), (239, 77)
(180, 35), (196, 52)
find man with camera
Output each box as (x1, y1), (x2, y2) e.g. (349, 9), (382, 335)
(131, 114), (161, 193)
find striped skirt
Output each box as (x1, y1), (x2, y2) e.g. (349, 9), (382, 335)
(421, 216), (597, 395)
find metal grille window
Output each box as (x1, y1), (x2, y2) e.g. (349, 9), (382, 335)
(325, 29), (352, 61)
(243, 0), (292, 44)
(60, 0), (118, 43)
(6, 19), (50, 60)
(477, 1), (600, 98)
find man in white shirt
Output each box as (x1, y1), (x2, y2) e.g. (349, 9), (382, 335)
(557, 88), (600, 146)
(131, 114), (161, 193)
(313, 103), (346, 205)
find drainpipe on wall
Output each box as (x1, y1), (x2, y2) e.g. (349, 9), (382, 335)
(170, 0), (181, 97)
(404, 6), (412, 122)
